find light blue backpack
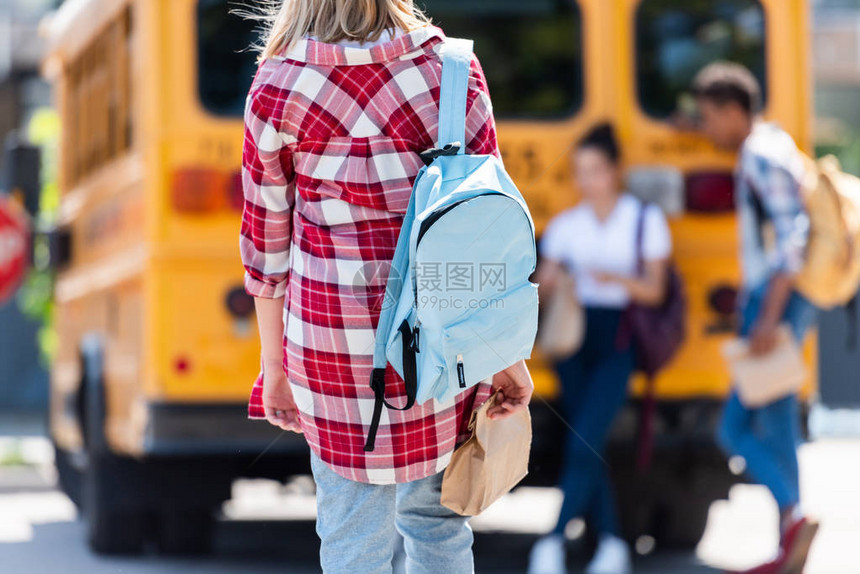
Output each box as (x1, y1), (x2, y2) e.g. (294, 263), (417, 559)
(364, 38), (539, 451)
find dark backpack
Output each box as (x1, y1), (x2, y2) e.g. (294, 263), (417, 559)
(621, 202), (687, 470)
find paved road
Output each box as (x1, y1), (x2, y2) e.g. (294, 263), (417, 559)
(0, 506), (715, 574)
(0, 437), (858, 574)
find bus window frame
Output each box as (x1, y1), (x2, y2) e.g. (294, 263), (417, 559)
(191, 0), (587, 123)
(631, 0), (769, 123)
(436, 0), (587, 121)
(195, 0), (261, 119)
(58, 3), (135, 190)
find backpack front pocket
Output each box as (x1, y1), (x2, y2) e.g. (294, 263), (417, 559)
(435, 281), (538, 403)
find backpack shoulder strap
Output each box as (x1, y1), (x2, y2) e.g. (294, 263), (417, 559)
(364, 37), (475, 452)
(371, 193), (415, 374)
(369, 40), (475, 388)
(634, 200), (648, 274)
(437, 38), (474, 154)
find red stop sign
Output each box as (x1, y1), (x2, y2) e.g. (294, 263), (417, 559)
(0, 196), (31, 304)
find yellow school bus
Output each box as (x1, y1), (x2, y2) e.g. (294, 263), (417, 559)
(41, 0), (811, 554)
(42, 0), (309, 554)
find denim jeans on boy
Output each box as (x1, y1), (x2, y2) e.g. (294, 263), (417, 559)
(717, 280), (817, 511)
(551, 307), (634, 538)
(309, 448), (474, 574)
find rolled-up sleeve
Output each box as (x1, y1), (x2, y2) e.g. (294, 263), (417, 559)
(239, 84), (296, 299)
(751, 158), (809, 277)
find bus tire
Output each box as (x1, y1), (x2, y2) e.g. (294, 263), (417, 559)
(86, 501), (151, 555)
(155, 507), (215, 555)
(83, 444), (154, 554)
(53, 444), (84, 508)
(651, 493), (711, 549)
(51, 343), (91, 509)
(80, 333), (152, 555)
(648, 456), (729, 550)
(609, 406), (734, 550)
(83, 454), (154, 555)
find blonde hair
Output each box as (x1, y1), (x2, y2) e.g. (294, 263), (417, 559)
(232, 0), (432, 63)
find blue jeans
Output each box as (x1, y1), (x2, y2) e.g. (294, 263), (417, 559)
(309, 449), (474, 574)
(717, 281), (817, 511)
(552, 307), (634, 538)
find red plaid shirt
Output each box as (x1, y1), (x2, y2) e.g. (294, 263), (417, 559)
(240, 25), (498, 484)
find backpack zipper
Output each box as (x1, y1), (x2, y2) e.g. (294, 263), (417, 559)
(415, 192), (507, 247)
(412, 192), (510, 307)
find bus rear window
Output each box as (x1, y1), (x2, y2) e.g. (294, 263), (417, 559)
(422, 0), (583, 118)
(197, 0), (259, 116)
(636, 0), (767, 119)
(197, 0), (583, 119)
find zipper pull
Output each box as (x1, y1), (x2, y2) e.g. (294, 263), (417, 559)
(457, 354), (465, 388)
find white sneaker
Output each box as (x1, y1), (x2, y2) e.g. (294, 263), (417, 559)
(527, 534), (566, 574)
(585, 535), (632, 574)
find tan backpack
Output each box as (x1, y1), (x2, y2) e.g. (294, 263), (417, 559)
(793, 154), (860, 309)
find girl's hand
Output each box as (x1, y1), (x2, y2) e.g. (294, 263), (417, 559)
(262, 364), (302, 433)
(487, 359), (534, 420)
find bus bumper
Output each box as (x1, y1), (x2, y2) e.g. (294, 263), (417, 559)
(141, 402), (309, 457)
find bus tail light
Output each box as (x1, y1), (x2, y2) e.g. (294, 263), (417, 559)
(172, 168), (228, 213)
(686, 172), (735, 213)
(229, 172), (244, 212)
(171, 168), (245, 213)
(174, 355), (191, 374)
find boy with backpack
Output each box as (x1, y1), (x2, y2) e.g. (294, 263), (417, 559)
(692, 62), (820, 574)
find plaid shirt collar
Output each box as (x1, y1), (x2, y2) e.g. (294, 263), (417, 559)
(274, 24), (446, 66)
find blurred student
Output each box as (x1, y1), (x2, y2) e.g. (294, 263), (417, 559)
(692, 62), (818, 574)
(528, 124), (672, 574)
(238, 1), (534, 572)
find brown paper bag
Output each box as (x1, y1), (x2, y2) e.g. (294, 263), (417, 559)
(440, 390), (532, 516)
(721, 324), (807, 408)
(536, 269), (585, 360)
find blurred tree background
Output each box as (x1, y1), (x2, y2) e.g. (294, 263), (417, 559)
(0, 0), (61, 412)
(16, 108), (60, 369)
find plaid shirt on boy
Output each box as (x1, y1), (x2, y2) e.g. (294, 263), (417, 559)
(735, 122), (809, 290)
(239, 25), (498, 484)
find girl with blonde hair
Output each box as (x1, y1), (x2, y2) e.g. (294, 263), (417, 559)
(237, 1), (534, 572)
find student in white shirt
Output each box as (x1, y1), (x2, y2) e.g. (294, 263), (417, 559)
(528, 124), (672, 574)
